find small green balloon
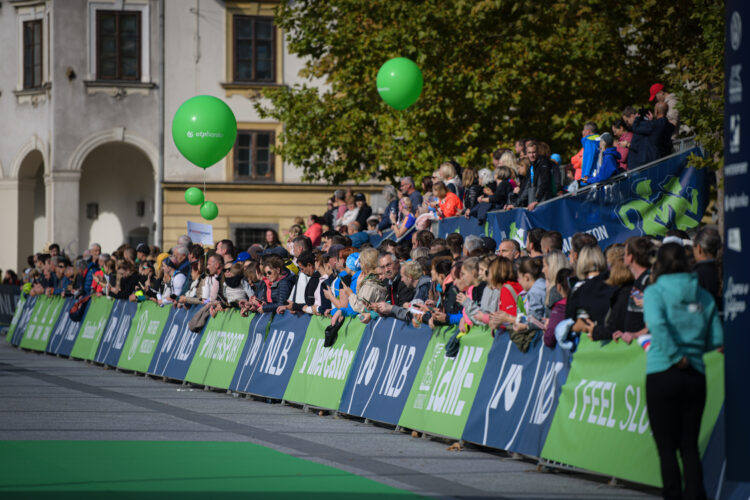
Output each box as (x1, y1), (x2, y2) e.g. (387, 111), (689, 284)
(376, 57), (423, 110)
(184, 187), (204, 206)
(172, 95), (238, 168)
(200, 201), (219, 221)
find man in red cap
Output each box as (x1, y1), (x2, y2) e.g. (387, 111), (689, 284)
(649, 83), (679, 135)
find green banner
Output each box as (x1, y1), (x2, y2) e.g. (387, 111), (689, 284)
(284, 317), (366, 409)
(116, 301), (171, 372)
(540, 336), (724, 487)
(69, 297), (115, 360)
(398, 325), (493, 438)
(18, 296), (65, 352)
(6, 295), (27, 343)
(184, 310), (251, 389)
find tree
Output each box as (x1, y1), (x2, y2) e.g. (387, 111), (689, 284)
(256, 0), (722, 184)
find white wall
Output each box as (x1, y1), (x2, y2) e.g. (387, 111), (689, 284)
(78, 144), (154, 253)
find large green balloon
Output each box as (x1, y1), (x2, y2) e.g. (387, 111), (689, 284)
(172, 95), (238, 168)
(184, 187), (204, 206)
(200, 201), (219, 221)
(376, 58), (423, 110)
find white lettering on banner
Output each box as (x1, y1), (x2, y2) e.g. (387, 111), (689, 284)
(241, 332), (264, 369)
(139, 339), (155, 353)
(529, 361), (565, 425)
(730, 64), (743, 104)
(161, 324), (179, 355)
(198, 330), (245, 363)
(425, 346), (484, 417)
(82, 317), (107, 340)
(114, 315), (131, 350)
(127, 310), (149, 360)
(17, 305), (34, 338)
(725, 162), (748, 177)
(562, 226), (610, 254)
(728, 227), (742, 253)
(41, 327), (52, 342)
(175, 331), (198, 362)
(726, 193), (750, 212)
(378, 345), (416, 398)
(25, 325), (37, 340)
(103, 316), (119, 344)
(488, 364), (523, 412)
(724, 276), (750, 321)
(298, 338), (355, 381)
(62, 315), (76, 341)
(731, 114), (741, 154)
(355, 346), (379, 386)
(568, 379), (649, 434)
(259, 329), (295, 376)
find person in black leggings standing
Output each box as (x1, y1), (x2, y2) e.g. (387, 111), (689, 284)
(643, 243), (723, 500)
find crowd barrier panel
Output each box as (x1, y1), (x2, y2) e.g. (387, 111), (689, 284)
(4, 295), (724, 489)
(436, 147), (709, 249)
(0, 285), (21, 325)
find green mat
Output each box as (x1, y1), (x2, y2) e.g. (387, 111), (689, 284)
(0, 441), (423, 499)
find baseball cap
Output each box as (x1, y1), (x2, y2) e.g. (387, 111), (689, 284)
(235, 251), (251, 263)
(649, 83), (664, 102)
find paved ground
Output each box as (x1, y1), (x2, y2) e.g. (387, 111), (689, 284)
(0, 341), (659, 499)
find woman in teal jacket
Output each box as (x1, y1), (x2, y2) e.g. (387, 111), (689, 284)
(643, 243), (723, 500)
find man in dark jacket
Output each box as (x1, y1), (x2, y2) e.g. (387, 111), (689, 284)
(526, 141), (553, 211)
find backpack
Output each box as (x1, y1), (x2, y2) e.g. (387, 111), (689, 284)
(349, 274), (388, 314)
(69, 295), (91, 322)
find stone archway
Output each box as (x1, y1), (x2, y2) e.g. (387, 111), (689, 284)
(15, 149), (46, 272)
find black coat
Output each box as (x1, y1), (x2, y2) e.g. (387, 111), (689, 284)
(565, 273), (617, 325)
(291, 271), (321, 311)
(531, 157), (554, 203)
(591, 281), (633, 341)
(694, 260), (721, 309)
(462, 181), (482, 211)
(355, 205), (372, 232)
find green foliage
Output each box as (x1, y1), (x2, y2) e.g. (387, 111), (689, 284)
(255, 0), (724, 183)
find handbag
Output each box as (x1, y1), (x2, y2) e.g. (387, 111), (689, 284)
(188, 304), (211, 333)
(68, 295), (91, 322)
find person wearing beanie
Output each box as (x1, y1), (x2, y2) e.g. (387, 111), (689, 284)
(583, 132), (621, 185)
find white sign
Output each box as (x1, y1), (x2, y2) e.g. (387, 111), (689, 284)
(187, 221), (214, 246)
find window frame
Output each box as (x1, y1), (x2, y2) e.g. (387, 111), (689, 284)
(232, 15), (277, 83)
(234, 129), (276, 182)
(22, 19), (43, 90)
(95, 10), (142, 81)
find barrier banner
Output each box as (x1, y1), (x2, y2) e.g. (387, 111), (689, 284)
(184, 309), (251, 389)
(46, 298), (83, 356)
(437, 148), (708, 253)
(5, 294), (27, 344)
(461, 332), (571, 457)
(246, 313), (310, 399)
(228, 312), (273, 393)
(94, 300), (138, 366)
(9, 296), (37, 346)
(540, 336), (724, 487)
(116, 301), (171, 372)
(148, 305), (203, 379)
(70, 297), (115, 360)
(398, 326), (493, 438)
(18, 295), (65, 352)
(339, 318), (431, 425)
(0, 285), (21, 325)
(283, 317), (366, 409)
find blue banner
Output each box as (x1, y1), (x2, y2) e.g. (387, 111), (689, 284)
(339, 318), (431, 425)
(9, 296), (37, 346)
(46, 298), (83, 356)
(147, 305), (203, 379)
(94, 300), (137, 366)
(246, 313), (310, 399)
(438, 148), (708, 252)
(462, 332), (571, 457)
(0, 285), (21, 325)
(229, 313), (273, 393)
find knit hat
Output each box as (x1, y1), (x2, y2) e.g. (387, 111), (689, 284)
(599, 132), (614, 147)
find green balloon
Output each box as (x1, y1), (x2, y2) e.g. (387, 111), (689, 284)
(184, 187), (204, 206)
(376, 58), (423, 110)
(200, 201), (218, 221)
(172, 95), (238, 168)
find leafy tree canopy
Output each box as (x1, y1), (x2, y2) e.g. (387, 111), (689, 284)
(255, 0), (724, 184)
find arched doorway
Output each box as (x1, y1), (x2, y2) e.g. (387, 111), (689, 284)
(78, 143), (154, 254)
(16, 150), (46, 268)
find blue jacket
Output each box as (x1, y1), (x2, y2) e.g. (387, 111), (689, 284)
(580, 134), (600, 179)
(83, 261), (98, 295)
(643, 272), (723, 375)
(378, 200), (399, 231)
(586, 147), (621, 184)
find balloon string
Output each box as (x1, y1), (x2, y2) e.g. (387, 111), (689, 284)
(203, 169), (206, 200)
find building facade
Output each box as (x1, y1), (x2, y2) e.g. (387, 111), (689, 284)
(0, 0), (381, 273)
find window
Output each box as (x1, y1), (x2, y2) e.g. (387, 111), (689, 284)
(233, 16), (275, 82)
(235, 227), (272, 250)
(235, 130), (275, 180)
(23, 20), (42, 89)
(96, 11), (141, 80)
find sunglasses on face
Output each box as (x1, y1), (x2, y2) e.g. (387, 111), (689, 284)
(58, 265), (65, 269)
(265, 270), (275, 276)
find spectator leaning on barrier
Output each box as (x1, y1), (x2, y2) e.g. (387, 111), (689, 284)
(612, 119), (632, 170)
(643, 243), (723, 500)
(582, 132), (621, 185)
(170, 245), (191, 297)
(567, 245), (616, 336)
(544, 268), (573, 348)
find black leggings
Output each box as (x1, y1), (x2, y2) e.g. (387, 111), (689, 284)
(646, 365), (707, 500)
